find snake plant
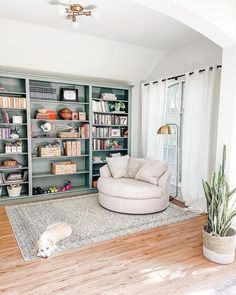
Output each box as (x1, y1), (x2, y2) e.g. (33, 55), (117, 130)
(202, 145), (236, 237)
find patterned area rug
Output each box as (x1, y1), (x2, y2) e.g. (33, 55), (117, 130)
(6, 194), (198, 261)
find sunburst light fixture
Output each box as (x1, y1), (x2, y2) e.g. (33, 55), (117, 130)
(51, 1), (100, 29)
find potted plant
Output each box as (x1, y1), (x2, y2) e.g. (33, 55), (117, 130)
(110, 102), (125, 112)
(202, 145), (236, 264)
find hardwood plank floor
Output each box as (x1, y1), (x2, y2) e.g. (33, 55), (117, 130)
(1, 202), (236, 295)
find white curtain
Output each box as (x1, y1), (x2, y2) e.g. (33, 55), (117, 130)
(141, 80), (167, 159)
(182, 66), (221, 212)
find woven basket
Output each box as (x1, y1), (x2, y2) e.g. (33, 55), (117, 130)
(58, 132), (79, 138)
(202, 224), (236, 264)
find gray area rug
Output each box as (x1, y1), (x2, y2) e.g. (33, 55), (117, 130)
(214, 278), (236, 295)
(6, 193), (198, 261)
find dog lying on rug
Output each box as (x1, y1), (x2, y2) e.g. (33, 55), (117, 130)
(35, 222), (72, 258)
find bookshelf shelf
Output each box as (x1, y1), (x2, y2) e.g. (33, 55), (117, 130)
(0, 123), (27, 126)
(92, 98), (128, 103)
(0, 91), (26, 96)
(31, 137), (89, 141)
(93, 111), (128, 115)
(93, 124), (128, 127)
(0, 107), (27, 111)
(0, 166), (28, 171)
(0, 182), (28, 187)
(33, 185), (93, 197)
(31, 119), (89, 123)
(32, 170), (89, 178)
(0, 73), (131, 204)
(30, 99), (89, 105)
(0, 138), (28, 141)
(32, 154), (89, 160)
(0, 152), (28, 156)
(92, 149), (128, 152)
(92, 137), (127, 140)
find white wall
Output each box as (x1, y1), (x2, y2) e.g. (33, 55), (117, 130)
(144, 37), (222, 81)
(216, 44), (236, 187)
(0, 18), (163, 83)
(130, 0), (236, 47)
(0, 17), (165, 157)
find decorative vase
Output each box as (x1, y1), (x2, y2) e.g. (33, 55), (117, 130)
(59, 108), (72, 120)
(115, 105), (120, 112)
(202, 225), (236, 264)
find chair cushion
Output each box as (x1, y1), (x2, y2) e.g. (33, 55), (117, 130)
(98, 177), (162, 199)
(106, 155), (129, 178)
(126, 157), (146, 178)
(135, 160), (168, 185)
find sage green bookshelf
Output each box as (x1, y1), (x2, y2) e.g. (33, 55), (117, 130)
(0, 71), (132, 204)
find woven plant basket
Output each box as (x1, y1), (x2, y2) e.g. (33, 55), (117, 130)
(202, 224), (236, 264)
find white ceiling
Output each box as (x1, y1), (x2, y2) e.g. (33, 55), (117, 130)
(0, 0), (202, 50)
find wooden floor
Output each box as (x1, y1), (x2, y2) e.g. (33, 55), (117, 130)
(1, 202), (236, 295)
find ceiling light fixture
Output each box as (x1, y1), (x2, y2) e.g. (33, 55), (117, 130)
(53, 2), (100, 29)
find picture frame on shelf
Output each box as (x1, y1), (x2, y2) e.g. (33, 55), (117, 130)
(72, 112), (79, 120)
(120, 116), (128, 125)
(61, 88), (78, 102)
(78, 112), (86, 121)
(111, 129), (121, 137)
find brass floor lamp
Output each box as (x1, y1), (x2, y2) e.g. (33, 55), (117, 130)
(157, 123), (179, 199)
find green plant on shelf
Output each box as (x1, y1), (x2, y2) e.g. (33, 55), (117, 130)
(110, 102), (125, 112)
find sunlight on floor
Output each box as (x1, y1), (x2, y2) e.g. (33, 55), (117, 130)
(184, 290), (215, 295)
(140, 264), (221, 285)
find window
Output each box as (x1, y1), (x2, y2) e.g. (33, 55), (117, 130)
(163, 81), (184, 185)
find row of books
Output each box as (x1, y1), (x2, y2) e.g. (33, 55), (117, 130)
(92, 127), (113, 138)
(0, 111), (9, 123)
(30, 86), (57, 100)
(92, 100), (110, 113)
(0, 96), (27, 109)
(92, 139), (123, 151)
(93, 139), (113, 150)
(79, 124), (89, 139)
(93, 114), (127, 125)
(0, 128), (11, 139)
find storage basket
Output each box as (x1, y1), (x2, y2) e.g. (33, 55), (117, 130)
(39, 146), (61, 157)
(51, 161), (76, 175)
(7, 185), (22, 197)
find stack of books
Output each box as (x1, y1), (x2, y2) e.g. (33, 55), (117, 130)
(100, 93), (117, 100)
(0, 128), (11, 139)
(92, 100), (110, 112)
(0, 96), (26, 109)
(30, 86), (57, 100)
(93, 114), (127, 125)
(92, 127), (112, 138)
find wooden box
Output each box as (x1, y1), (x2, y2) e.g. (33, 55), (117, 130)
(39, 146), (61, 157)
(51, 161), (76, 175)
(65, 142), (72, 156)
(58, 132), (79, 138)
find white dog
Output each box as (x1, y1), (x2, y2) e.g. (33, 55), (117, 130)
(35, 222), (72, 258)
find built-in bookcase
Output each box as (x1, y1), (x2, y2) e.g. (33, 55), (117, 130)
(29, 79), (90, 197)
(91, 86), (130, 185)
(0, 72), (132, 204)
(0, 76), (29, 200)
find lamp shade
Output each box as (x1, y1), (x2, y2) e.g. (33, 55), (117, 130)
(157, 124), (173, 135)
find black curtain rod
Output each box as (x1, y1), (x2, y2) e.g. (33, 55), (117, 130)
(144, 65), (222, 86)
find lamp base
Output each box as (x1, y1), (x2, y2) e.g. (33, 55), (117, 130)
(169, 195), (176, 201)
